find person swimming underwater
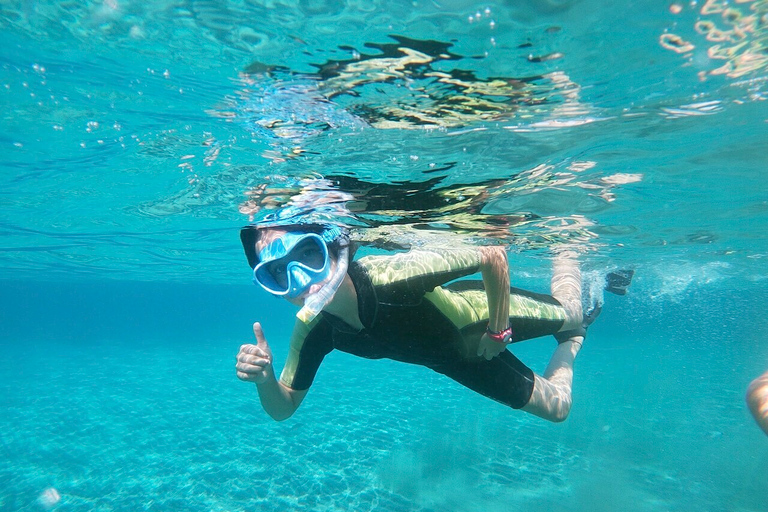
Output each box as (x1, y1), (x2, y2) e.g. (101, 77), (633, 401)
(235, 220), (630, 422)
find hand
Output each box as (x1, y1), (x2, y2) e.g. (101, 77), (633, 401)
(477, 333), (507, 360)
(236, 322), (274, 384)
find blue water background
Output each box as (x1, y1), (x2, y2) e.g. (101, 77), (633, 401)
(2, 280), (767, 511)
(2, 0), (768, 510)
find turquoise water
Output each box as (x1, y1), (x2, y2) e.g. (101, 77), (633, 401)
(2, 0), (768, 510)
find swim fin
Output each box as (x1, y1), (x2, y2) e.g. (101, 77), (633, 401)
(605, 269), (634, 296)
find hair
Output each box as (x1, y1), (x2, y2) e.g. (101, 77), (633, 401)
(239, 224), (357, 269)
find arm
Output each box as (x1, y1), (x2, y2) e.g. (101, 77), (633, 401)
(236, 322), (308, 421)
(479, 246), (510, 333)
(477, 246), (511, 359)
(255, 365), (308, 422)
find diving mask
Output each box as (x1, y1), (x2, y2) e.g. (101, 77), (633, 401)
(252, 232), (330, 298)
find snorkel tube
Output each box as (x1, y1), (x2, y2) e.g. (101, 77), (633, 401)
(296, 238), (349, 323)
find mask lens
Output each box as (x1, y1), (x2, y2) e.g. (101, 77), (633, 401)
(263, 259), (289, 290)
(253, 233), (329, 296)
(291, 238), (326, 269)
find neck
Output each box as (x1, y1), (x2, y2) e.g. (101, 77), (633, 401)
(322, 273), (363, 331)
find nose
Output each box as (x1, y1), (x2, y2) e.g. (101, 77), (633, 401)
(288, 266), (312, 294)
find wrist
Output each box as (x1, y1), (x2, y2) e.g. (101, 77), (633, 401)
(255, 364), (276, 384)
(486, 324), (513, 344)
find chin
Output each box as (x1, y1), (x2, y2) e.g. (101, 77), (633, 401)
(286, 296), (305, 307)
(286, 283), (324, 307)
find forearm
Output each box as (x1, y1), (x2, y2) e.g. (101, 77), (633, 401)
(255, 367), (300, 421)
(480, 246), (510, 331)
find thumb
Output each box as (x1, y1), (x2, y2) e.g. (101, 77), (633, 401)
(253, 322), (270, 350)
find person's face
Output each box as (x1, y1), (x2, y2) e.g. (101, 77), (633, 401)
(255, 228), (336, 306)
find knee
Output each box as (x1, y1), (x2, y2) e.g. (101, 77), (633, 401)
(549, 398), (572, 423)
(523, 391), (572, 422)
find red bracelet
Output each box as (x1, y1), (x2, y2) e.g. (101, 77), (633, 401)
(486, 325), (513, 344)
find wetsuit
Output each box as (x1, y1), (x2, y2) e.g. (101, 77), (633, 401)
(280, 249), (568, 408)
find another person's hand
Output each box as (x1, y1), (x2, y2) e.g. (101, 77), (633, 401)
(236, 322), (274, 384)
(746, 370), (768, 436)
(477, 333), (507, 360)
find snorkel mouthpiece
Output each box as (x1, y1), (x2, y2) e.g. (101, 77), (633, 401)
(297, 239), (349, 323)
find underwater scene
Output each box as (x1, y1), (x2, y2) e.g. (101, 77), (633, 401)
(1, 0), (767, 510)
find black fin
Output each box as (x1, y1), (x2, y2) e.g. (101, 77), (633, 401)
(605, 269), (634, 296)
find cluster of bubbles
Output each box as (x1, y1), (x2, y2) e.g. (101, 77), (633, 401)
(661, 0), (768, 80)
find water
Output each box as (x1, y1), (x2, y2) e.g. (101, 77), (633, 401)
(1, 0), (767, 510)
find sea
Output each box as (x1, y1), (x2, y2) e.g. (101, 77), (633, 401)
(1, 0), (767, 511)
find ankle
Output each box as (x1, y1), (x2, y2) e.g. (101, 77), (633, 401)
(569, 336), (584, 355)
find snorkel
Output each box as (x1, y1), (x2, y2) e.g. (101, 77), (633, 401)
(297, 237), (349, 323)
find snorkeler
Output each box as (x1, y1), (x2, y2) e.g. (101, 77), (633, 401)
(235, 220), (628, 422)
(746, 370), (768, 436)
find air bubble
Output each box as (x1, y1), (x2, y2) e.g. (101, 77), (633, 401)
(37, 488), (60, 510)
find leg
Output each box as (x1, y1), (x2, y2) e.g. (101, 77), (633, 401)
(430, 351), (536, 410)
(520, 340), (581, 422)
(550, 252), (583, 331)
(521, 253), (584, 422)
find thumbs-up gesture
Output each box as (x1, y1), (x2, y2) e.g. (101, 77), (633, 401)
(236, 322), (274, 384)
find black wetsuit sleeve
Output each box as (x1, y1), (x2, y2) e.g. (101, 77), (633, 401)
(279, 318), (334, 391)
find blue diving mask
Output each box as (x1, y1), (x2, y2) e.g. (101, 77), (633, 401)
(253, 232), (331, 298)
